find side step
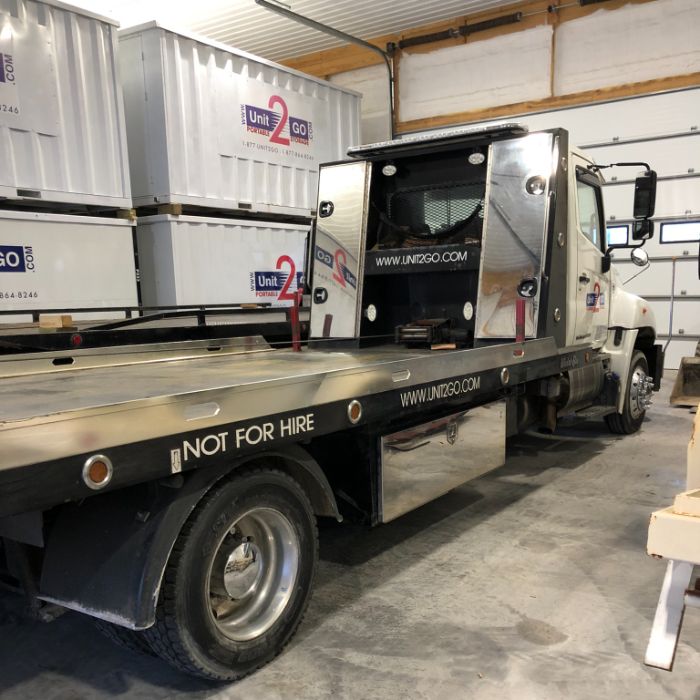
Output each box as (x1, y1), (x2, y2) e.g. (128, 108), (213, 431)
(573, 405), (617, 419)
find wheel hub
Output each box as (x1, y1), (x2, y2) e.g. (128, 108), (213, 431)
(630, 366), (654, 419)
(223, 541), (263, 600)
(207, 507), (300, 642)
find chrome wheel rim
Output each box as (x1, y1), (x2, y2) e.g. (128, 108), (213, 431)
(629, 364), (652, 420)
(207, 507), (299, 642)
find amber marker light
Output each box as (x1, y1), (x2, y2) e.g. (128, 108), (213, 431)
(82, 454), (113, 490)
(347, 400), (363, 424)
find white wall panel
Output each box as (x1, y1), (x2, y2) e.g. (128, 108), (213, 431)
(398, 25), (552, 123)
(330, 64), (391, 144)
(554, 0), (700, 95)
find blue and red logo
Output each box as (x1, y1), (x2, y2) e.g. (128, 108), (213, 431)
(315, 244), (357, 289)
(241, 95), (312, 146)
(0, 53), (15, 83)
(250, 255), (303, 301)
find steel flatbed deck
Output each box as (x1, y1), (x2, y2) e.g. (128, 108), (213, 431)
(0, 336), (569, 518)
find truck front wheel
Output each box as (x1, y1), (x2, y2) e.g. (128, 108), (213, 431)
(605, 350), (651, 434)
(145, 468), (318, 681)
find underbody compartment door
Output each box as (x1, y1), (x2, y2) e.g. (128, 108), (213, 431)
(310, 161), (371, 339)
(379, 399), (505, 522)
(475, 133), (555, 340)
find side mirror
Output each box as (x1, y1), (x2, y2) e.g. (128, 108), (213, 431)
(633, 170), (657, 219)
(632, 219), (654, 241)
(631, 247), (649, 267)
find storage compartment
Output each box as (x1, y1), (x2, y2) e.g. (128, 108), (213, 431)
(380, 400), (506, 522)
(136, 215), (308, 307)
(0, 211), (138, 323)
(119, 22), (361, 215)
(0, 0), (131, 207)
(359, 147), (486, 347)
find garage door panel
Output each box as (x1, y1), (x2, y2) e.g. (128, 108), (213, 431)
(511, 89), (700, 146)
(647, 299), (700, 336)
(603, 178), (700, 220)
(646, 300), (670, 335)
(614, 260), (671, 296)
(662, 338), (699, 370)
(589, 135), (700, 178)
(669, 299), (700, 336)
(644, 236), (699, 258)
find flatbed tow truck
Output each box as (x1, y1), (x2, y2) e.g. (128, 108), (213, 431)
(0, 124), (663, 680)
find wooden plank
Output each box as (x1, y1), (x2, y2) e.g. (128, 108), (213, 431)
(157, 203), (183, 216)
(396, 72), (700, 134)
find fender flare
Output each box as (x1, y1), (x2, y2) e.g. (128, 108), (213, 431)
(38, 446), (339, 630)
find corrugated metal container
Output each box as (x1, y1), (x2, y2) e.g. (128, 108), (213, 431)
(119, 22), (361, 216)
(0, 0), (131, 208)
(136, 215), (308, 307)
(0, 211), (138, 323)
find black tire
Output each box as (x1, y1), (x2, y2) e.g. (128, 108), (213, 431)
(94, 619), (155, 657)
(144, 468), (318, 681)
(606, 350), (649, 434)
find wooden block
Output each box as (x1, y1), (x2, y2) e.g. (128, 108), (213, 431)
(157, 203), (183, 216)
(39, 314), (74, 329)
(116, 208), (137, 222)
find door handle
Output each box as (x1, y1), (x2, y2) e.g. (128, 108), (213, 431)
(579, 273), (591, 284)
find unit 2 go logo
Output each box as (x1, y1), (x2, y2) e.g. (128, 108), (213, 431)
(241, 95), (312, 146)
(0, 245), (34, 273)
(250, 255), (303, 302)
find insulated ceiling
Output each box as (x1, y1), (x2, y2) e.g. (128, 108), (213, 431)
(68, 0), (520, 61)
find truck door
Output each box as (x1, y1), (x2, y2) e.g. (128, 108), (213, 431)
(572, 159), (610, 347)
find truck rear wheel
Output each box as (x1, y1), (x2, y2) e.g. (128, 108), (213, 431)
(606, 350), (650, 434)
(144, 468), (317, 681)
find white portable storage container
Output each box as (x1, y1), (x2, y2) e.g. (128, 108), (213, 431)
(0, 211), (138, 323)
(0, 1), (131, 208)
(136, 215), (308, 307)
(119, 22), (361, 216)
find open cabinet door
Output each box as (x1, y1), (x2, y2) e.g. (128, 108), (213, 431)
(475, 132), (554, 341)
(310, 161), (371, 339)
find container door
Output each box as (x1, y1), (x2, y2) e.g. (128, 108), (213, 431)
(475, 133), (554, 340)
(572, 157), (610, 347)
(310, 161), (371, 339)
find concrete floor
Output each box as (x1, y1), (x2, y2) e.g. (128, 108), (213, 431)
(0, 371), (698, 699)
